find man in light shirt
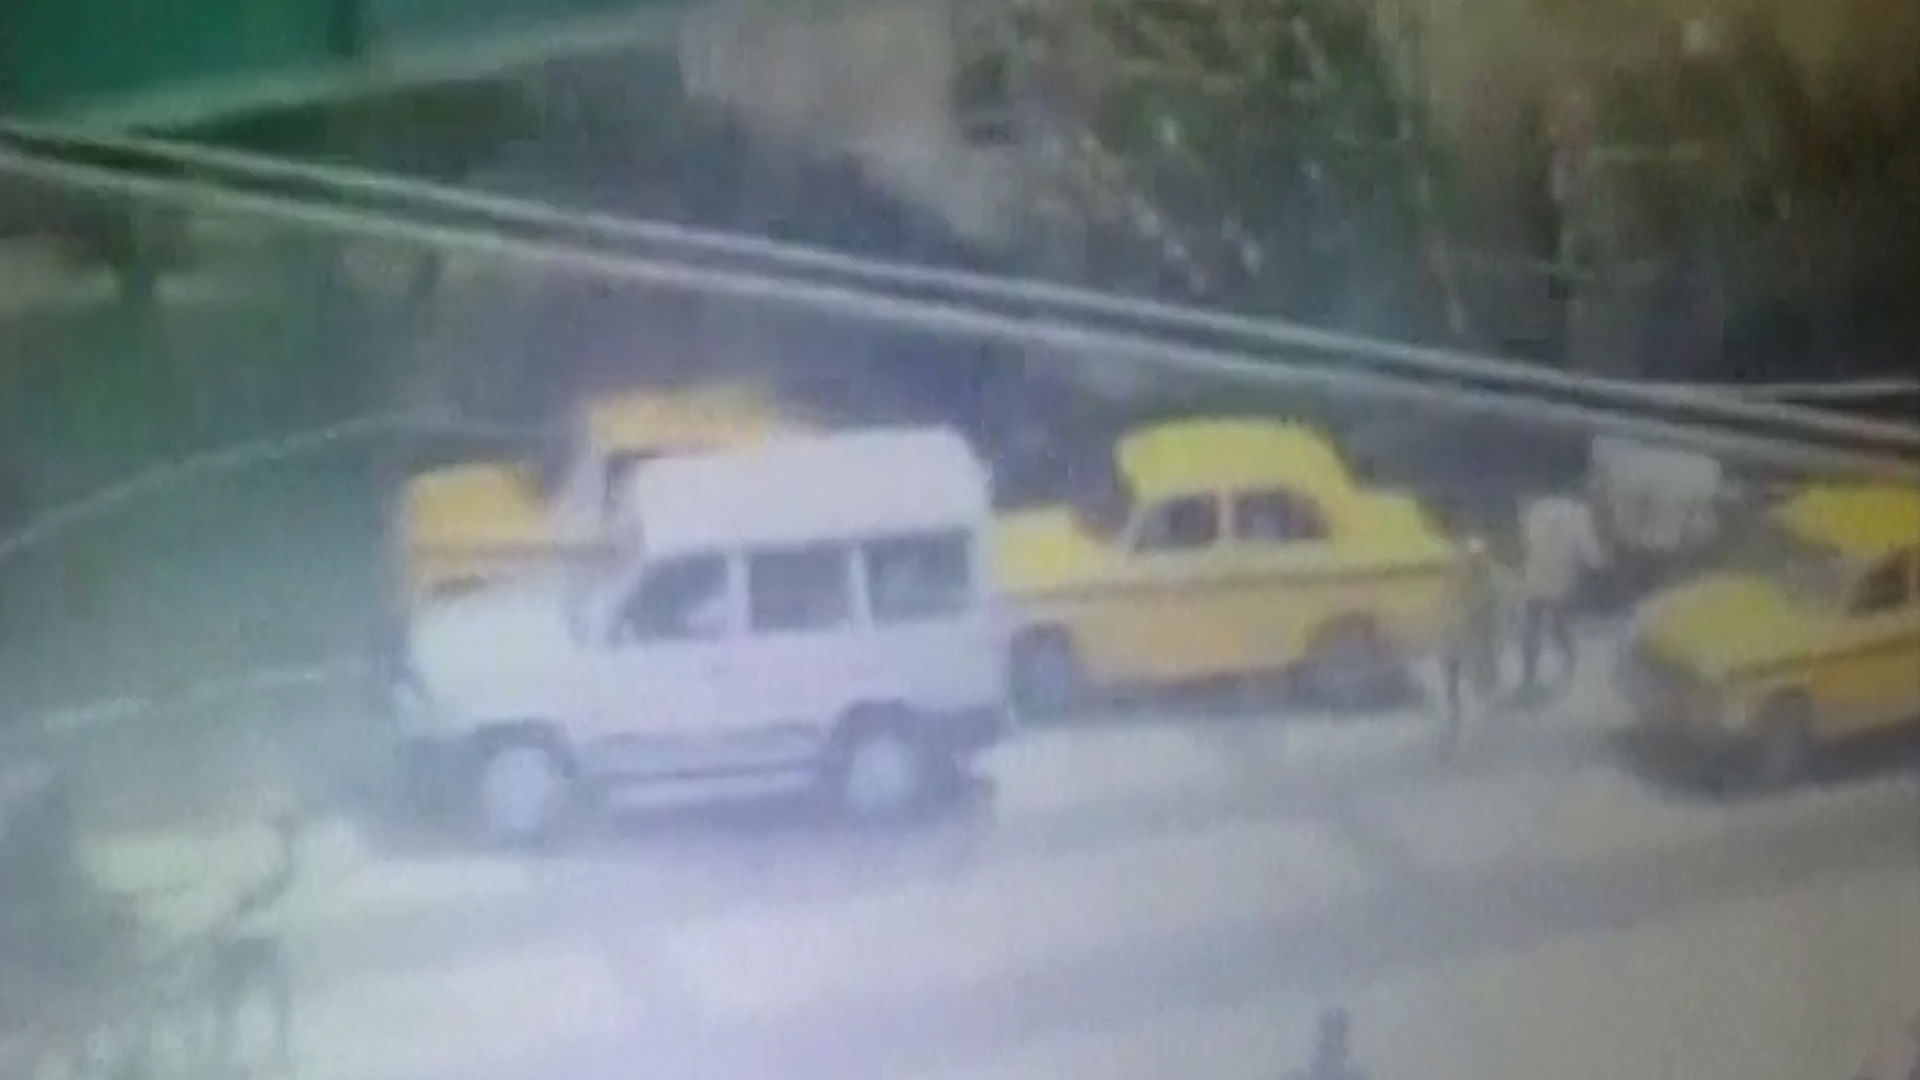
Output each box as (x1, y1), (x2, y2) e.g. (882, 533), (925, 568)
(1518, 489), (1606, 696)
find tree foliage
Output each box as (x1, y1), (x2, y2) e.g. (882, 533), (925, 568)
(1020, 0), (1453, 336)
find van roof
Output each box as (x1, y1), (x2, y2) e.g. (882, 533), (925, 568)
(627, 427), (988, 554)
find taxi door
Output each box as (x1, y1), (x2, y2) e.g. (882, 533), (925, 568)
(1221, 486), (1340, 670)
(1095, 491), (1236, 684)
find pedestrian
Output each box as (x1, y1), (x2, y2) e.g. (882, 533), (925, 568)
(1287, 1007), (1368, 1080)
(0, 447), (27, 637)
(1440, 533), (1502, 752)
(1427, 498), (1502, 751)
(1516, 485), (1606, 701)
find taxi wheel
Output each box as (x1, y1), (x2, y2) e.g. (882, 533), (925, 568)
(1748, 695), (1812, 792)
(1301, 619), (1400, 712)
(1013, 629), (1081, 717)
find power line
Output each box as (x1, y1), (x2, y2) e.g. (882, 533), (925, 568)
(7, 121), (1918, 453)
(0, 137), (1913, 481)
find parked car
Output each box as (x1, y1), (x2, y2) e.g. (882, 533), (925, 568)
(398, 382), (806, 600)
(1624, 482), (1920, 787)
(995, 417), (1464, 711)
(390, 427), (1009, 843)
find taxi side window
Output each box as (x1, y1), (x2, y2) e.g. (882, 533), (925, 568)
(1132, 494), (1220, 553)
(1851, 549), (1914, 615)
(1231, 489), (1328, 542)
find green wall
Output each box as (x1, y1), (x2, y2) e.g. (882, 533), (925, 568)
(0, 0), (688, 117)
(1, 0), (341, 112)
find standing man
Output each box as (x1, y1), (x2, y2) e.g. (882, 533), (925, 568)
(1517, 485), (1606, 701)
(1286, 1007), (1368, 1080)
(0, 445), (26, 637)
(1431, 499), (1503, 752)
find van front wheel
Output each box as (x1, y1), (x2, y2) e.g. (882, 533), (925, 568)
(832, 716), (941, 821)
(475, 738), (569, 847)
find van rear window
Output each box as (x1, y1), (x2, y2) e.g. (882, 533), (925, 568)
(864, 531), (972, 623)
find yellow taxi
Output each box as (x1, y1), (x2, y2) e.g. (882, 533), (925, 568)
(399, 383), (803, 600)
(1625, 482), (1920, 786)
(995, 417), (1463, 710)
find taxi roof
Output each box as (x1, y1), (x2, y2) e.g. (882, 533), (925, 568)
(1115, 418), (1350, 497)
(1774, 483), (1920, 559)
(582, 383), (793, 450)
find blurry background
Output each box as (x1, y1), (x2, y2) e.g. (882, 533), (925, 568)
(0, 0), (1916, 846)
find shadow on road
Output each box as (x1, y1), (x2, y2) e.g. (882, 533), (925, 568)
(1609, 724), (1920, 804)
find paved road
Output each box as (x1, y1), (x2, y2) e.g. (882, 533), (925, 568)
(81, 670), (1920, 1080)
(12, 430), (1915, 1080)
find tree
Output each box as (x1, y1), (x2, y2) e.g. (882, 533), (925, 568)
(1005, 0), (1460, 338)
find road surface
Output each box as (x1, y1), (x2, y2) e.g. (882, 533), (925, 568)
(81, 664), (1920, 1080)
(5, 374), (1913, 1080)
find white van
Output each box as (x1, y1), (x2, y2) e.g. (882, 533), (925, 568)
(388, 427), (1009, 842)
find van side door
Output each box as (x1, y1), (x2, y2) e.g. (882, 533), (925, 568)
(585, 551), (734, 777)
(725, 542), (862, 766)
(859, 529), (992, 713)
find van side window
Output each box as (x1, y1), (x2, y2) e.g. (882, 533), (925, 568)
(749, 545), (853, 632)
(615, 553), (729, 643)
(1132, 494), (1219, 552)
(865, 531), (972, 623)
(1852, 552), (1913, 615)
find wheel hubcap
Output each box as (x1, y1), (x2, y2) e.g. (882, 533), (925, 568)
(483, 748), (558, 840)
(1022, 643), (1074, 709)
(844, 735), (920, 816)
(1758, 726), (1803, 787)
(1317, 632), (1386, 703)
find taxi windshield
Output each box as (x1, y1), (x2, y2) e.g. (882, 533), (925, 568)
(1727, 518), (1857, 608)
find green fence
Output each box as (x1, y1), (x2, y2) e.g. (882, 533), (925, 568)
(0, 0), (339, 113)
(0, 0), (688, 119)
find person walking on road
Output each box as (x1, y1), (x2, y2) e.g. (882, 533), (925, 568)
(1439, 533), (1502, 751)
(1516, 488), (1606, 702)
(0, 450), (21, 636)
(1287, 1007), (1368, 1080)
(1430, 499), (1503, 752)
